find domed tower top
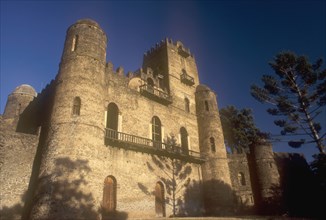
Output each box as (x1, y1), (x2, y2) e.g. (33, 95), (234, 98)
(195, 84), (219, 114)
(75, 18), (101, 28)
(12, 84), (37, 97)
(196, 84), (211, 93)
(3, 84), (37, 120)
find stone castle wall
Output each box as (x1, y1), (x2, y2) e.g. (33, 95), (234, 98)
(228, 153), (254, 207)
(0, 117), (39, 219)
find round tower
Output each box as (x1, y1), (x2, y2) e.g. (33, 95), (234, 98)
(250, 141), (280, 214)
(195, 84), (233, 215)
(3, 84), (37, 119)
(30, 19), (107, 219)
(3, 84), (37, 127)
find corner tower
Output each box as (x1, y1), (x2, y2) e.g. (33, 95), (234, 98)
(30, 19), (107, 219)
(195, 84), (233, 215)
(3, 84), (37, 128)
(250, 141), (280, 214)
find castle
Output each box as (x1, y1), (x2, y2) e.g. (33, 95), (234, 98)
(0, 19), (316, 219)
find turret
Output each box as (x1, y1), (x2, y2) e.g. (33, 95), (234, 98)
(195, 84), (233, 215)
(3, 84), (37, 129)
(29, 19), (107, 219)
(249, 141), (280, 214)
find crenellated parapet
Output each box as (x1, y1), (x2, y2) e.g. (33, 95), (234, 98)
(143, 38), (194, 59)
(143, 39), (168, 58)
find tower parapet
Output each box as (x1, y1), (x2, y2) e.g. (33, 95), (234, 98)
(61, 19), (107, 63)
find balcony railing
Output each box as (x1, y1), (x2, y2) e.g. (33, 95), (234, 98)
(139, 84), (172, 105)
(180, 73), (195, 86)
(105, 128), (205, 163)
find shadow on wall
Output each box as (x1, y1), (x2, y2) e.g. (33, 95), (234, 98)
(0, 158), (96, 219)
(0, 156), (126, 220)
(30, 157), (99, 219)
(137, 134), (198, 217)
(137, 149), (255, 217)
(142, 153), (195, 217)
(137, 162), (256, 218)
(0, 202), (24, 220)
(176, 179), (203, 217)
(39, 157), (128, 220)
(201, 179), (236, 217)
(16, 99), (39, 135)
(101, 209), (128, 220)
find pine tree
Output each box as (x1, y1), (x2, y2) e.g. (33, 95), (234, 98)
(219, 106), (269, 153)
(251, 52), (326, 153)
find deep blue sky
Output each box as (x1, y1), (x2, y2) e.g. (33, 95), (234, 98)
(1, 0), (325, 161)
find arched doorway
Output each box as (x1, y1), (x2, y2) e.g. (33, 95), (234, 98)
(103, 176), (117, 212)
(155, 182), (165, 217)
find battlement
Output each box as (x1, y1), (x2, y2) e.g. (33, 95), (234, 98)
(143, 39), (168, 58)
(144, 38), (194, 58)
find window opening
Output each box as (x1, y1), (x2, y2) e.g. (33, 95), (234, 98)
(185, 98), (190, 113)
(210, 137), (216, 152)
(152, 116), (162, 148)
(73, 97), (81, 116)
(71, 35), (79, 51)
(205, 100), (209, 111)
(107, 103), (119, 131)
(180, 127), (189, 155)
(238, 172), (246, 186)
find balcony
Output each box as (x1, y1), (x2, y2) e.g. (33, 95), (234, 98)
(105, 128), (205, 164)
(180, 73), (195, 86)
(139, 84), (172, 105)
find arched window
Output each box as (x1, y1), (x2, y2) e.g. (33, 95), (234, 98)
(185, 98), (190, 113)
(238, 172), (246, 186)
(72, 97), (81, 116)
(205, 100), (209, 111)
(103, 176), (117, 212)
(107, 103), (119, 131)
(180, 127), (189, 155)
(152, 116), (162, 143)
(210, 137), (216, 152)
(155, 182), (165, 217)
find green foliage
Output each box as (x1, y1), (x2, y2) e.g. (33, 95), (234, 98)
(251, 52), (326, 153)
(219, 106), (269, 153)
